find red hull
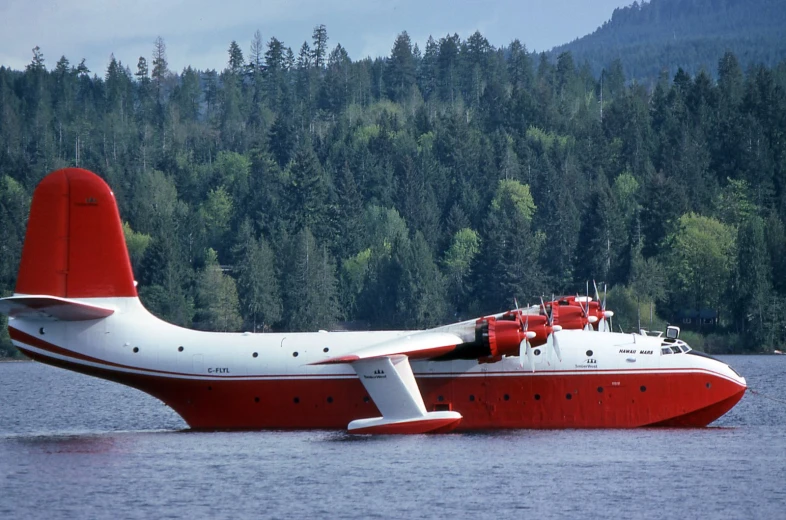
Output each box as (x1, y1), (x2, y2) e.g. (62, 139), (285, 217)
(19, 346), (745, 430)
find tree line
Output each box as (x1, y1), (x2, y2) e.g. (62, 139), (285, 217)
(1, 25), (786, 357)
(554, 0), (786, 83)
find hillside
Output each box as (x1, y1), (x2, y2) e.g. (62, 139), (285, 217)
(1, 26), (786, 356)
(552, 0), (786, 82)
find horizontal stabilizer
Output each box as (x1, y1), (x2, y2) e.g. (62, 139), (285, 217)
(311, 331), (462, 365)
(0, 295), (115, 321)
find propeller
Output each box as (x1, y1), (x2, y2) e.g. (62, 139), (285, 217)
(548, 327), (562, 362)
(578, 281), (597, 331)
(516, 310), (537, 371)
(539, 296), (563, 363)
(593, 281), (614, 332)
(520, 332), (536, 371)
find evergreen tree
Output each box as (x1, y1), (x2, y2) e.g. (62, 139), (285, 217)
(236, 232), (282, 332)
(385, 31), (416, 102)
(151, 36), (169, 105)
(473, 180), (545, 313)
(311, 24), (329, 69)
(283, 228), (339, 331)
(287, 139), (332, 237)
(194, 248), (243, 331)
(227, 40), (245, 76)
(396, 231), (448, 327)
(734, 216), (772, 349)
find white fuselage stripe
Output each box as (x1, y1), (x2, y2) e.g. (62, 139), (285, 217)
(15, 340), (739, 384)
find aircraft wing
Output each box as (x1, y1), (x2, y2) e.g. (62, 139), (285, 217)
(311, 331), (463, 365)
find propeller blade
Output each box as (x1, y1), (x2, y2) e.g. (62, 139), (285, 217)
(525, 340), (535, 372)
(519, 339), (526, 367)
(551, 294), (559, 325)
(598, 316), (609, 332)
(540, 296), (555, 326)
(550, 331), (562, 362)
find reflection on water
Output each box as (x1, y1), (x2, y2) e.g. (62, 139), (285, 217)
(14, 434), (122, 454)
(0, 356), (784, 519)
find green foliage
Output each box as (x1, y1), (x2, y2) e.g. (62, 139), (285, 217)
(661, 213), (736, 314)
(340, 247), (372, 317)
(1, 29), (786, 352)
(525, 127), (573, 154)
(490, 179), (536, 222)
(443, 228), (480, 309)
(714, 178), (756, 226)
(200, 186), (233, 249)
(0, 315), (22, 359)
(0, 176), (29, 291)
(236, 233), (282, 332)
(122, 221), (151, 273)
(283, 228), (340, 331)
(395, 232), (448, 327)
(194, 248), (243, 332)
(734, 216), (773, 349)
(605, 285), (669, 334)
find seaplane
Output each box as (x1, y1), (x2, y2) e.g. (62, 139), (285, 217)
(0, 168), (747, 433)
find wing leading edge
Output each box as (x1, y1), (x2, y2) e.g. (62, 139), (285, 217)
(311, 331), (463, 365)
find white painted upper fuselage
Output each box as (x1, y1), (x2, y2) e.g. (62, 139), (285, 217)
(10, 296), (746, 388)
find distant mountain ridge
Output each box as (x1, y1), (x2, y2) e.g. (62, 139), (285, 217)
(552, 0), (786, 82)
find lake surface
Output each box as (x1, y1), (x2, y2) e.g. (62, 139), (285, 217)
(1, 356), (784, 519)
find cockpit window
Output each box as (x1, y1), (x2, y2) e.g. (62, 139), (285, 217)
(670, 346), (681, 354)
(680, 345), (689, 352)
(661, 347), (672, 355)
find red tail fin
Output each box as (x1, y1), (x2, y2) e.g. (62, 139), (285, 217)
(15, 168), (137, 298)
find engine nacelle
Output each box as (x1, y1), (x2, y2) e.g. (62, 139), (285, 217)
(486, 318), (525, 357)
(433, 314), (546, 361)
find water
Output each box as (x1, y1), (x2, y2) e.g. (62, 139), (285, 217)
(1, 356), (784, 519)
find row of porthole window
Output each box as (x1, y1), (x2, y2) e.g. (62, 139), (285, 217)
(258, 396), (374, 404)
(240, 383), (713, 406)
(454, 386), (650, 402)
(249, 348), (331, 358)
(145, 346), (596, 359)
(246, 385), (690, 405)
(169, 348), (333, 358)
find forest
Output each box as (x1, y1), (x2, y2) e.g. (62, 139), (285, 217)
(1, 24), (786, 357)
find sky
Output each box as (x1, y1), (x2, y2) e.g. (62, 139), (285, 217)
(0, 0), (633, 74)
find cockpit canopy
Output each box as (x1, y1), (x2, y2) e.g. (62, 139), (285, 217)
(660, 338), (691, 355)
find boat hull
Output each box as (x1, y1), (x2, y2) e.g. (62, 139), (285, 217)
(18, 344), (745, 430)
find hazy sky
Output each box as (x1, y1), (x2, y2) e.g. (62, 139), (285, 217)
(0, 0), (633, 73)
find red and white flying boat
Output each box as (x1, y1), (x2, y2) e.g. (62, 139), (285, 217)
(0, 168), (747, 433)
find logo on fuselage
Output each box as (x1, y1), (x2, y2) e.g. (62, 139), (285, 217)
(364, 369), (387, 379)
(575, 358), (598, 369)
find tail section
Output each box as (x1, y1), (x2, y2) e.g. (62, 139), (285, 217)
(15, 168), (137, 298)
